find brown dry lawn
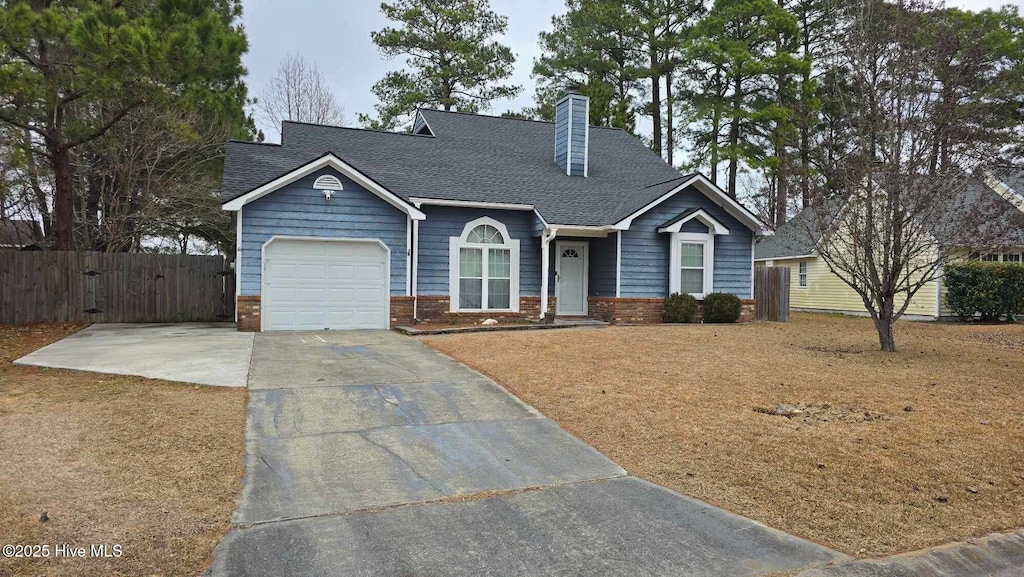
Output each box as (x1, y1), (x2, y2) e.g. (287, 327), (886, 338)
(0, 324), (247, 577)
(422, 313), (1024, 558)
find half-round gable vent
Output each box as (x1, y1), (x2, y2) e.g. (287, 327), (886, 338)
(313, 175), (343, 191)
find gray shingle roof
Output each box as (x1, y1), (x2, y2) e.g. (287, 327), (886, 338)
(754, 197), (845, 260)
(995, 168), (1024, 199)
(221, 110), (718, 227)
(755, 176), (1024, 260)
(0, 219), (42, 247)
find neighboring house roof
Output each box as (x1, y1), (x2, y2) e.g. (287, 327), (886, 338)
(754, 197), (845, 260)
(0, 219), (42, 247)
(221, 110), (765, 230)
(755, 175), (1024, 261)
(994, 167), (1024, 200)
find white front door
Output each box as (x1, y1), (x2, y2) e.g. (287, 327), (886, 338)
(556, 241), (588, 316)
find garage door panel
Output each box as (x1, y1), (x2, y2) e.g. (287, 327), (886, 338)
(263, 239), (389, 331)
(298, 287), (326, 304)
(355, 287), (385, 304)
(298, 263), (327, 280)
(266, 261), (298, 278)
(327, 287), (356, 304)
(327, 264), (356, 281)
(267, 285), (300, 304)
(355, 264), (385, 282)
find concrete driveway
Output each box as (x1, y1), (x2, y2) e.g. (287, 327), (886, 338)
(210, 330), (846, 576)
(13, 323), (253, 387)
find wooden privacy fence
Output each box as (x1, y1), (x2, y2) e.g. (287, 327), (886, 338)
(754, 265), (790, 322)
(0, 251), (235, 324)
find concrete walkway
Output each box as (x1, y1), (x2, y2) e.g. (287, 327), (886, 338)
(210, 330), (845, 576)
(13, 323), (253, 387)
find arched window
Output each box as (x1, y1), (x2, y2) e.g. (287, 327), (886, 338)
(449, 217), (520, 312)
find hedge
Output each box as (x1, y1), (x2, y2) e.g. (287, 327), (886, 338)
(703, 292), (743, 323)
(944, 262), (1024, 321)
(664, 293), (699, 323)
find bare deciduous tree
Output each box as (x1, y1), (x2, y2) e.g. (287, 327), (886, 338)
(257, 53), (346, 139)
(78, 107), (235, 254)
(803, 0), (1020, 352)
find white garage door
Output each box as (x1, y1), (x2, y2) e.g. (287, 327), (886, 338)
(262, 238), (389, 331)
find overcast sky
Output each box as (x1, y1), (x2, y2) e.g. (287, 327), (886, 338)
(240, 0), (1015, 140)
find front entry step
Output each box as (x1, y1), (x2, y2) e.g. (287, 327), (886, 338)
(553, 317), (608, 326)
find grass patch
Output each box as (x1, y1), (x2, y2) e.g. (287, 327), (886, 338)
(0, 324), (246, 576)
(422, 313), (1024, 557)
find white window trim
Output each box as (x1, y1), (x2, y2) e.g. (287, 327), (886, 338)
(657, 209), (730, 235)
(449, 216), (520, 313)
(798, 261), (809, 289)
(668, 232), (714, 299)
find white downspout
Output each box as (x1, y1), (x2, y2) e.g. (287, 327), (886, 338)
(540, 228), (557, 319)
(234, 207), (242, 322)
(412, 219), (419, 320)
(615, 230), (622, 298)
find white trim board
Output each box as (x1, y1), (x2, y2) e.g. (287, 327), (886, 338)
(658, 208), (731, 235)
(615, 174), (769, 235)
(222, 153), (426, 220)
(754, 253), (816, 262)
(409, 197), (534, 211)
(668, 231), (715, 299)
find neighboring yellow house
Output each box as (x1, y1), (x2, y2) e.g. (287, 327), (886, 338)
(755, 171), (1024, 321)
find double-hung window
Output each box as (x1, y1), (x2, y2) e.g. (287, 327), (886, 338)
(678, 242), (706, 294)
(668, 232), (715, 298)
(798, 261), (808, 288)
(450, 218), (520, 312)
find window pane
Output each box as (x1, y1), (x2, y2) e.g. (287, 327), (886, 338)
(488, 249), (510, 278)
(467, 224), (503, 244)
(488, 279), (510, 309)
(1003, 253), (1021, 262)
(459, 248), (482, 277)
(459, 278), (482, 309)
(680, 243), (703, 268)
(680, 268), (703, 294)
(981, 253), (999, 262)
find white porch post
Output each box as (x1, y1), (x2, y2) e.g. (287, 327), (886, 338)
(539, 228), (557, 319)
(412, 219), (419, 319)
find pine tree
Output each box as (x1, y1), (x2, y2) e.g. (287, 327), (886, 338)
(361, 0), (520, 130)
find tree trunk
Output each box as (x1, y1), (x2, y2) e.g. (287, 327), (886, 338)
(873, 298), (898, 352)
(709, 66), (723, 185)
(727, 73), (742, 198)
(799, 7), (812, 207)
(874, 316), (897, 352)
(48, 136), (76, 251)
(84, 171), (102, 250)
(665, 68), (673, 166)
(649, 47), (662, 158)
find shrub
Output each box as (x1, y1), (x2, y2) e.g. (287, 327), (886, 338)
(944, 262), (1024, 321)
(664, 292), (699, 323)
(702, 292), (742, 323)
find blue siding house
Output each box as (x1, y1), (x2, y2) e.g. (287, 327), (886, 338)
(221, 92), (769, 331)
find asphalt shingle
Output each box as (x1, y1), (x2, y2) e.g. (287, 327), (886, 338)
(221, 110), (700, 227)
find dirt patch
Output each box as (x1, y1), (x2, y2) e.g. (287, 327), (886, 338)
(754, 402), (890, 424)
(422, 313), (1024, 557)
(0, 324), (246, 577)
